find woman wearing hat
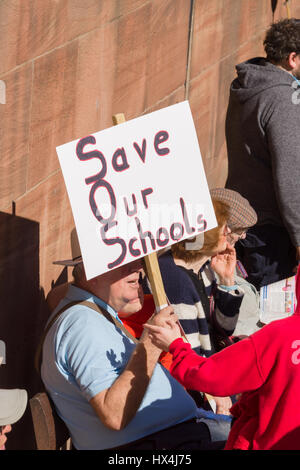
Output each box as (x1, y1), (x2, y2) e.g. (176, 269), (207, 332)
(155, 188), (257, 414)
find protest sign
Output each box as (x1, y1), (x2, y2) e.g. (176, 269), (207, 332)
(56, 101), (217, 280)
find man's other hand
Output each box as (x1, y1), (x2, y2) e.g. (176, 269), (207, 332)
(148, 306), (179, 329)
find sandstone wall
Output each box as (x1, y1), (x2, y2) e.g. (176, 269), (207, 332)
(0, 0), (299, 449)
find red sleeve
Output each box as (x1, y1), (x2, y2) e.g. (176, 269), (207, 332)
(169, 337), (264, 397)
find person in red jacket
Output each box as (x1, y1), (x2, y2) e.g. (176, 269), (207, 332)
(144, 266), (300, 450)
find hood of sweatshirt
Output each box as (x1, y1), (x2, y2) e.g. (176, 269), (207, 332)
(230, 57), (297, 104)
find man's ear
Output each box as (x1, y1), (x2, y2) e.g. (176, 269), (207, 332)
(287, 51), (299, 70)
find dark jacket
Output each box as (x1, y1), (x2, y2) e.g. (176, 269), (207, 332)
(225, 57), (300, 246)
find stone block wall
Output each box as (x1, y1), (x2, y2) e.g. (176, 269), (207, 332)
(0, 0), (299, 449)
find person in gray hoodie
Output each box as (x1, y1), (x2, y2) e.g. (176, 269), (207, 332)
(225, 18), (300, 290)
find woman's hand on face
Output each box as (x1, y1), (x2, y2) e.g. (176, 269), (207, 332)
(210, 242), (237, 286)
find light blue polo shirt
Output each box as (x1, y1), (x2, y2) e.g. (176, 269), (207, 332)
(41, 285), (197, 450)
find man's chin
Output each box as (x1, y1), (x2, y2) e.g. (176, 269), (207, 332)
(119, 300), (143, 316)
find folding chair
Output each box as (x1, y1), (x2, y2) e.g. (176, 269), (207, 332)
(30, 392), (71, 450)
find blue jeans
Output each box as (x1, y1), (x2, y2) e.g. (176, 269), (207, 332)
(196, 408), (232, 442)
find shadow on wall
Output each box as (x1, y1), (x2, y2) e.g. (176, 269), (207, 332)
(51, 265), (68, 291)
(0, 210), (50, 449)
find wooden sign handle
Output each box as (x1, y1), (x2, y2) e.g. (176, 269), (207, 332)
(143, 252), (168, 311)
(112, 113), (168, 311)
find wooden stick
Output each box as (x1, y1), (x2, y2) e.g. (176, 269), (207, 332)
(112, 113), (168, 311)
(143, 252), (168, 311)
(112, 113), (126, 125)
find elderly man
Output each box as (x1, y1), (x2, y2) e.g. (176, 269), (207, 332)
(225, 18), (300, 289)
(41, 235), (223, 450)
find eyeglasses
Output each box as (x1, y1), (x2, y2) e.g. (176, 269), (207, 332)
(223, 225), (232, 236)
(226, 229), (247, 245)
(235, 229), (247, 239)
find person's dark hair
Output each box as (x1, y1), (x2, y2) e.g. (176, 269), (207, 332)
(264, 18), (300, 63)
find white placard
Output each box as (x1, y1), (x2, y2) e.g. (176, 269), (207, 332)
(56, 101), (217, 279)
